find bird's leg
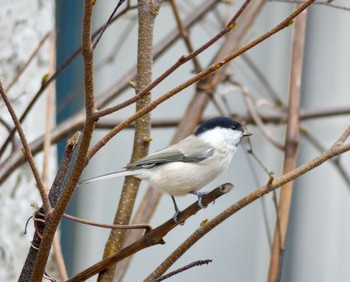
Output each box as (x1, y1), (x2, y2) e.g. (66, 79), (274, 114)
(190, 191), (208, 209)
(171, 195), (184, 225)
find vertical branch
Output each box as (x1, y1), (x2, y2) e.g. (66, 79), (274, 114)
(43, 31), (69, 281)
(42, 31), (56, 188)
(29, 0), (96, 280)
(97, 1), (161, 281)
(268, 9), (308, 282)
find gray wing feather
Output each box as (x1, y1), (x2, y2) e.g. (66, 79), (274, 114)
(127, 136), (214, 169)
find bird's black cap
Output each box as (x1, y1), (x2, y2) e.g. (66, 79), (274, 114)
(194, 117), (243, 136)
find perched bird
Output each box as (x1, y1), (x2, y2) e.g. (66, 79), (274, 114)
(79, 116), (252, 222)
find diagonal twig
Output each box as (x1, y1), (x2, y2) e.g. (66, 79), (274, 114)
(0, 81), (51, 213)
(154, 259), (213, 282)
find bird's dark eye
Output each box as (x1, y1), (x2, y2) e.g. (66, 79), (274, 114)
(231, 125), (236, 130)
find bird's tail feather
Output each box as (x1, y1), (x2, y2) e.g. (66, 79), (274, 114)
(77, 169), (134, 187)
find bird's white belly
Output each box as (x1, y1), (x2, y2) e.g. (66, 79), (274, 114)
(145, 154), (232, 196)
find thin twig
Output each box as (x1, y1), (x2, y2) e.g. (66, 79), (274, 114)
(0, 117), (20, 152)
(169, 0), (202, 72)
(240, 53), (285, 107)
(0, 81), (51, 214)
(62, 213), (151, 231)
(243, 140), (273, 246)
(92, 0), (126, 49)
(154, 259), (213, 282)
(336, 125), (350, 144)
(94, 12), (137, 72)
(240, 81), (285, 149)
(93, 105), (350, 130)
(301, 129), (350, 188)
(42, 31), (56, 187)
(52, 233), (68, 281)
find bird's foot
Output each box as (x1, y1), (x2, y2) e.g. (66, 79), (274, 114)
(191, 191), (208, 209)
(173, 210), (185, 225)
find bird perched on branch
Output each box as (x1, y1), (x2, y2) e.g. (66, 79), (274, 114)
(79, 116), (252, 222)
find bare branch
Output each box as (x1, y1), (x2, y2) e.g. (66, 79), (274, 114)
(0, 81), (51, 214)
(62, 213), (151, 231)
(268, 8), (307, 281)
(29, 0), (96, 279)
(92, 0), (126, 49)
(19, 132), (80, 282)
(301, 129), (350, 188)
(240, 82), (285, 149)
(65, 184), (233, 282)
(42, 31), (56, 188)
(154, 259), (213, 282)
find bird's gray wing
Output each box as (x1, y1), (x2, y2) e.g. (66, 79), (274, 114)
(126, 136), (214, 169)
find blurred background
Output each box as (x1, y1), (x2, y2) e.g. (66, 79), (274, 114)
(1, 0), (350, 281)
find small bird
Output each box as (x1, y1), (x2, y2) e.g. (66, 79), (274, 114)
(79, 117), (252, 222)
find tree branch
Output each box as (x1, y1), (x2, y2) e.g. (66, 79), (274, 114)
(154, 259), (213, 282)
(29, 0), (96, 280)
(66, 184), (233, 282)
(268, 8), (307, 281)
(0, 81), (51, 214)
(97, 2), (158, 280)
(19, 132), (80, 282)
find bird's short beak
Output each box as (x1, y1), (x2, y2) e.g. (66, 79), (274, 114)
(243, 130), (252, 137)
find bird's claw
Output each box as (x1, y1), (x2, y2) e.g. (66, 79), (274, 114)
(197, 196), (207, 209)
(173, 211), (185, 225)
(191, 191), (208, 209)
